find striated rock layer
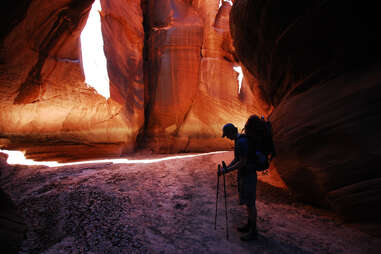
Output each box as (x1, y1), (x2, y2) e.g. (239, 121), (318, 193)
(100, 0), (145, 153)
(0, 0), (138, 162)
(1, 0), (381, 240)
(230, 0), (381, 229)
(140, 0), (259, 153)
(0, 0), (261, 160)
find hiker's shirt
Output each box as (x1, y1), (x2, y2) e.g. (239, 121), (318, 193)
(235, 134), (257, 205)
(235, 134), (257, 175)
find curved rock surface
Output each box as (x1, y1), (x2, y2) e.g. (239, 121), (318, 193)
(0, 0), (136, 162)
(0, 0), (381, 242)
(100, 0), (145, 151)
(230, 0), (381, 226)
(138, 0), (259, 152)
(0, 0), (262, 160)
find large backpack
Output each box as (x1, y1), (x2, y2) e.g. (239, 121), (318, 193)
(243, 115), (277, 171)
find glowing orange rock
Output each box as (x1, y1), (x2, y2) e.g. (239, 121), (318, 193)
(0, 0), (135, 161)
(100, 0), (145, 143)
(141, 0), (259, 152)
(0, 0), (262, 161)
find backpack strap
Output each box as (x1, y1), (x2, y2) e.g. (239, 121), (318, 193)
(265, 119), (276, 160)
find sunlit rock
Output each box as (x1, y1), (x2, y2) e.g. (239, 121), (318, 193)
(0, 0), (140, 161)
(141, 0), (260, 153)
(0, 0), (262, 159)
(100, 0), (145, 143)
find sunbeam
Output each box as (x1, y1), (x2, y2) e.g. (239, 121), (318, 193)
(233, 65), (244, 94)
(80, 0), (110, 99)
(0, 149), (227, 168)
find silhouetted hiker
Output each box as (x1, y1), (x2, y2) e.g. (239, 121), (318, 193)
(219, 116), (274, 241)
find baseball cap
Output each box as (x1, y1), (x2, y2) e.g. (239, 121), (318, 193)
(222, 123), (236, 137)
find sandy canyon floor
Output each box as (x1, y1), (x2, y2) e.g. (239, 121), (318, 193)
(1, 152), (381, 254)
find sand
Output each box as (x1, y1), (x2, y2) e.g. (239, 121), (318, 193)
(1, 152), (380, 254)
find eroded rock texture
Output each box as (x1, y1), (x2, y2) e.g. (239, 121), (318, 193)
(0, 0), (260, 160)
(100, 0), (145, 152)
(230, 0), (381, 226)
(0, 0), (143, 162)
(140, 0), (258, 152)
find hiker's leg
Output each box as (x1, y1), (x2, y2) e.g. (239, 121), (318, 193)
(237, 205), (251, 232)
(247, 203), (257, 226)
(240, 203), (258, 241)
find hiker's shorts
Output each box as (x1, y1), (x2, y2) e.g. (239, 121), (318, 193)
(238, 170), (257, 206)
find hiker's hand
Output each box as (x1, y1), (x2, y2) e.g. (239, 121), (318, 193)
(217, 166), (226, 176)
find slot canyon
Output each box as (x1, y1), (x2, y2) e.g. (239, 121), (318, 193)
(1, 0), (381, 253)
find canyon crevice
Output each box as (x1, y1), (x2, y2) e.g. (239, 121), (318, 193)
(1, 0), (381, 251)
(0, 0), (260, 161)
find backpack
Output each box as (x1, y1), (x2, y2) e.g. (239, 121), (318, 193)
(243, 115), (277, 171)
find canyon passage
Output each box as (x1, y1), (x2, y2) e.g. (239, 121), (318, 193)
(1, 0), (381, 253)
(1, 152), (381, 253)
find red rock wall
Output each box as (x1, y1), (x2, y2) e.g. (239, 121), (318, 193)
(0, 0), (263, 160)
(140, 0), (260, 152)
(0, 0), (138, 160)
(1, 0), (380, 237)
(100, 0), (145, 153)
(0, 0), (143, 161)
(230, 0), (381, 225)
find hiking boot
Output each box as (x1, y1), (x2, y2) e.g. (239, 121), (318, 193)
(240, 220), (258, 241)
(240, 229), (258, 241)
(237, 221), (251, 233)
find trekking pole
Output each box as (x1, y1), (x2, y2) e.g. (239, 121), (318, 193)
(214, 164), (220, 230)
(222, 161), (229, 240)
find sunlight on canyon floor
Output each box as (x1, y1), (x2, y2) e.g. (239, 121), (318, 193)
(2, 151), (380, 253)
(0, 149), (227, 167)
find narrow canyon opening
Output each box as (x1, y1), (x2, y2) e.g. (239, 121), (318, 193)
(80, 0), (110, 99)
(1, 0), (381, 253)
(233, 65), (243, 94)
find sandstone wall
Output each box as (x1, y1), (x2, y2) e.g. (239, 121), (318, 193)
(140, 0), (261, 153)
(0, 0), (263, 160)
(230, 0), (381, 226)
(0, 0), (136, 162)
(101, 0), (145, 153)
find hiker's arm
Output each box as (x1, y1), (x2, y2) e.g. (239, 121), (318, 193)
(222, 151), (239, 174)
(224, 156), (247, 173)
(223, 138), (248, 174)
(227, 157), (238, 168)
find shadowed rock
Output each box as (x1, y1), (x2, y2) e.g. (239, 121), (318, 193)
(0, 153), (27, 253)
(230, 0), (381, 230)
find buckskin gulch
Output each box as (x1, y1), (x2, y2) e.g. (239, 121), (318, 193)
(1, 0), (381, 253)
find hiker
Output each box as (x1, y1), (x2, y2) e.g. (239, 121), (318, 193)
(219, 115), (272, 241)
